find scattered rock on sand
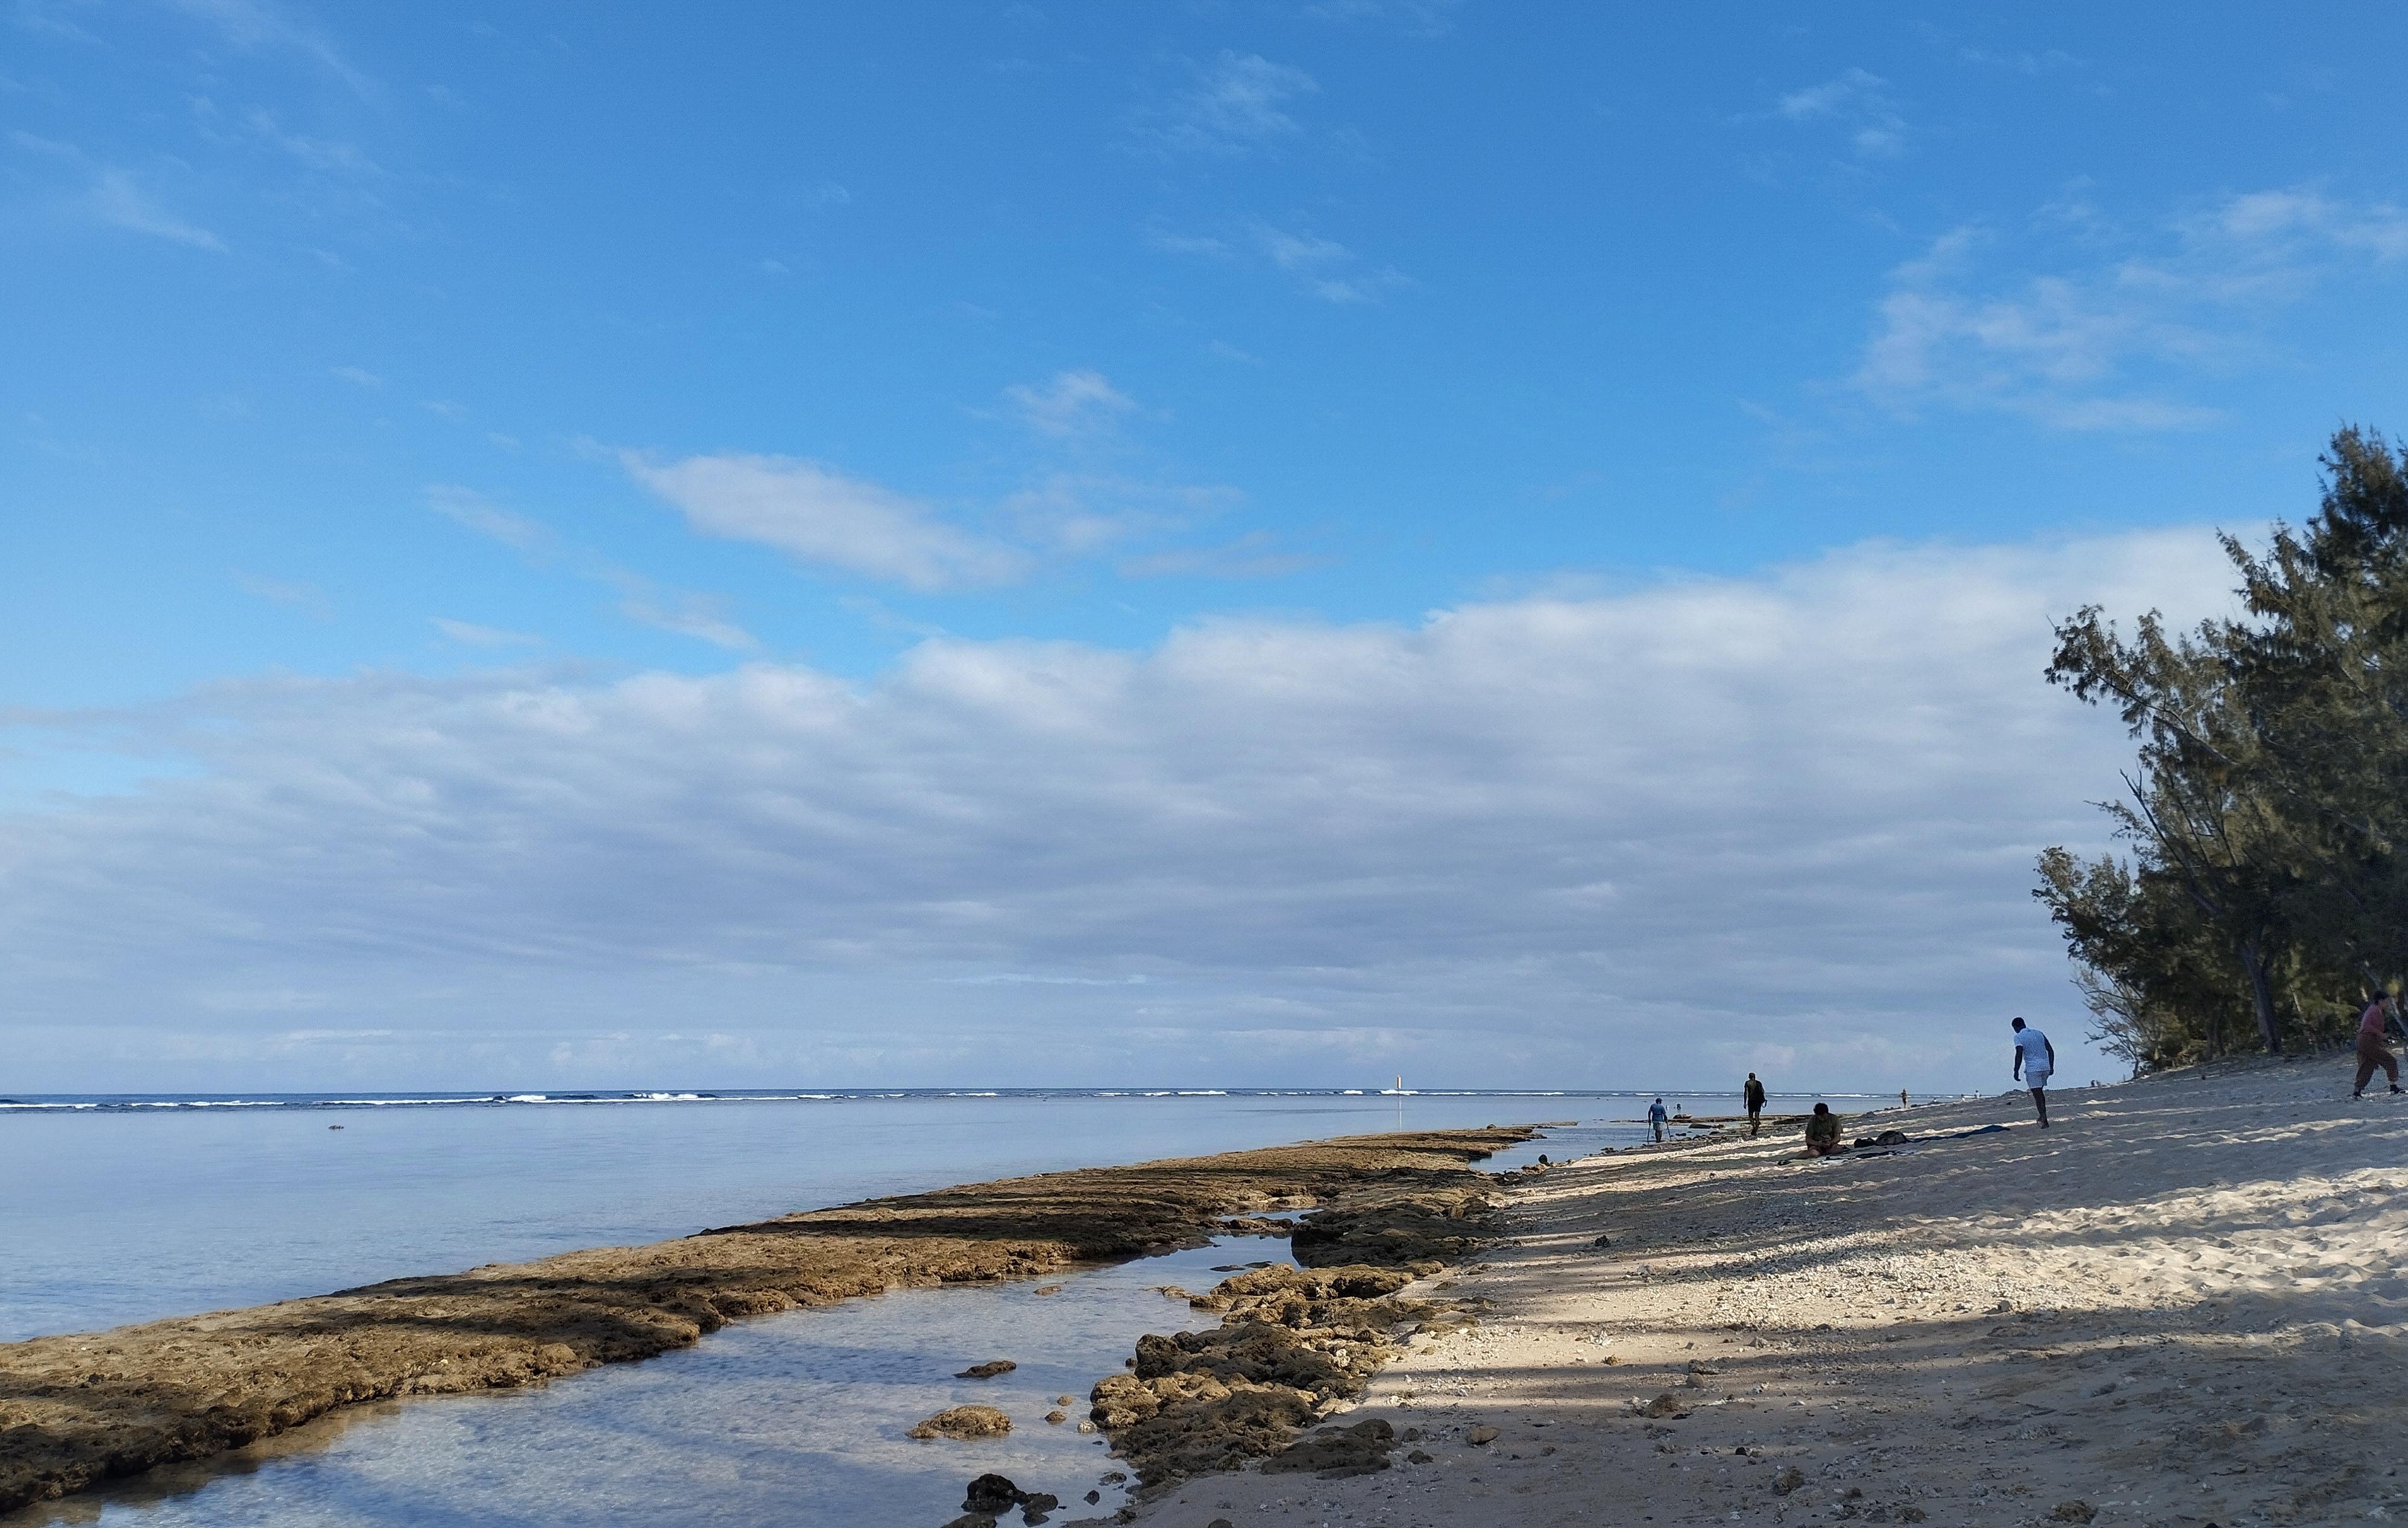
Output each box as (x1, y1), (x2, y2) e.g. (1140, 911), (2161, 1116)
(1467, 1425), (1499, 1444)
(941, 1515), (995, 1528)
(1773, 1465), (1806, 1495)
(963, 1472), (1025, 1512)
(1637, 1394), (1691, 1419)
(956, 1360), (1017, 1379)
(909, 1406), (1013, 1441)
(1056, 1394), (1075, 1406)
(2049, 1503), (2096, 1524)
(1044, 1409), (1067, 1424)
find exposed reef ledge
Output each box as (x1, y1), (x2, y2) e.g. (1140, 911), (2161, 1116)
(0, 1126), (1533, 1517)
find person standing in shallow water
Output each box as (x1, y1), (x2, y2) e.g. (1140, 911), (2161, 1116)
(2011, 1017), (2055, 1129)
(1647, 1096), (1668, 1142)
(2353, 990), (2404, 1099)
(1742, 1073), (1768, 1137)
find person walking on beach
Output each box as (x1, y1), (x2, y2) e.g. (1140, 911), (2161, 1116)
(1803, 1102), (1844, 1157)
(1742, 1073), (1768, 1137)
(1648, 1096), (1669, 1142)
(2011, 1017), (2055, 1128)
(2353, 990), (2404, 1099)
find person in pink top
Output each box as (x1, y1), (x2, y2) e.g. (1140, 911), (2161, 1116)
(2353, 991), (2403, 1099)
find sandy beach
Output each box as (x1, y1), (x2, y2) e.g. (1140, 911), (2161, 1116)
(1124, 1057), (2408, 1527)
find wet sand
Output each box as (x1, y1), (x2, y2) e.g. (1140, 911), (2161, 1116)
(1130, 1059), (2408, 1527)
(0, 1125), (1530, 1516)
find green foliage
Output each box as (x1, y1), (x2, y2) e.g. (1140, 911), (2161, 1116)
(2038, 427), (2408, 1067)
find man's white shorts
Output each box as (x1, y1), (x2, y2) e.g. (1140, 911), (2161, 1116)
(2025, 1068), (2052, 1091)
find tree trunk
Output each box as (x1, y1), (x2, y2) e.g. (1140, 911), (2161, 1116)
(2240, 940), (2281, 1053)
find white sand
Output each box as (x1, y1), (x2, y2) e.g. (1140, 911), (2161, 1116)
(1132, 1055), (2408, 1527)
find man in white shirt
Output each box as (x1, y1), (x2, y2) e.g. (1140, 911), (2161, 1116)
(2011, 1017), (2055, 1129)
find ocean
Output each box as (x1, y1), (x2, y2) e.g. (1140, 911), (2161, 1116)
(2, 1086), (1852, 1526)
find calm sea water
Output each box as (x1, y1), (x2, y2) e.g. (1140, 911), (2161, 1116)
(2, 1086), (1821, 1341)
(0, 1086), (1852, 1527)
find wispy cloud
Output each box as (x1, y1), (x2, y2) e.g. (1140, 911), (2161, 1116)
(165, 0), (373, 99)
(430, 617), (542, 648)
(429, 486), (758, 650)
(1153, 216), (1411, 304)
(85, 168), (226, 250)
(624, 452), (1029, 591)
(1855, 186), (2408, 431)
(1118, 531), (1320, 580)
(1003, 369), (1137, 437)
(1299, 0), (1466, 37)
(232, 571), (331, 619)
(1156, 52), (1318, 154)
(1251, 221), (1411, 303)
(1776, 66), (1907, 160)
(331, 365), (381, 388)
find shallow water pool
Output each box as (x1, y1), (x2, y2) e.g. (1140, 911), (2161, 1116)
(21, 1236), (1294, 1528)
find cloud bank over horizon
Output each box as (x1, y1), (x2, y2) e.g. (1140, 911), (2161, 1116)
(1, 527), (2238, 1096)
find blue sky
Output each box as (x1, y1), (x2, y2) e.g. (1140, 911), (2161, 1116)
(5, 2), (2407, 1092)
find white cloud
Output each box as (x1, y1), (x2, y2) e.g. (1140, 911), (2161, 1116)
(625, 451), (1029, 591)
(1003, 369), (1138, 437)
(1776, 66), (1906, 159)
(1161, 52), (1319, 153)
(0, 529), (2240, 1091)
(331, 365), (381, 388)
(1856, 187), (2408, 430)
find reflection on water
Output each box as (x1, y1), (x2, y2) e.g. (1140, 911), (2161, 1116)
(24, 1237), (1296, 1527)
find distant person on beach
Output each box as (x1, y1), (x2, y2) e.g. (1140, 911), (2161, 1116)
(2011, 1017), (2055, 1128)
(2353, 991), (2404, 1099)
(1648, 1097), (1668, 1142)
(1743, 1074), (1768, 1137)
(1803, 1102), (1844, 1156)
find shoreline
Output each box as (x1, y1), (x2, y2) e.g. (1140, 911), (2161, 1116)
(0, 1125), (1533, 1517)
(1126, 1058), (2408, 1527)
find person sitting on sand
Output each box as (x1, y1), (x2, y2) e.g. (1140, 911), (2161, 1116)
(2011, 1016), (2054, 1128)
(1803, 1102), (1844, 1157)
(1648, 1096), (1669, 1142)
(2353, 990), (2404, 1099)
(1743, 1073), (1768, 1137)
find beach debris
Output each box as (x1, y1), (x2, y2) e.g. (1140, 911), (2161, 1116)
(909, 1406), (1013, 1440)
(1467, 1425), (1500, 1444)
(1635, 1394), (1692, 1419)
(2049, 1503), (2097, 1524)
(1772, 1465), (1806, 1495)
(956, 1360), (1018, 1379)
